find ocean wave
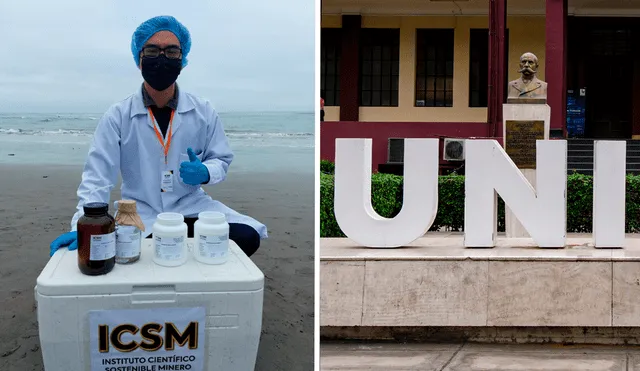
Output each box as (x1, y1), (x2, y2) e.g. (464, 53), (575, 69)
(38, 116), (98, 122)
(0, 114), (98, 123)
(220, 111), (313, 117)
(232, 141), (314, 149)
(0, 127), (312, 139)
(0, 138), (313, 148)
(0, 115), (28, 119)
(225, 131), (313, 138)
(0, 128), (93, 136)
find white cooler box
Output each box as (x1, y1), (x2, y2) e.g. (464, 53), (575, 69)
(35, 239), (264, 371)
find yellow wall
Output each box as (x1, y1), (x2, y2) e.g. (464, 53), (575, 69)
(321, 15), (341, 28)
(321, 15), (546, 122)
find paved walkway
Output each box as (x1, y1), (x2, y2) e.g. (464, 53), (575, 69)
(320, 342), (640, 370)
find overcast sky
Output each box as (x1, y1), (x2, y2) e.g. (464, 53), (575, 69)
(0, 0), (315, 113)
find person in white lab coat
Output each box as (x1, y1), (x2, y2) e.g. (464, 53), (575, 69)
(50, 15), (267, 258)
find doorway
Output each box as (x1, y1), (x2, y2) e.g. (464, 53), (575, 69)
(568, 18), (637, 139)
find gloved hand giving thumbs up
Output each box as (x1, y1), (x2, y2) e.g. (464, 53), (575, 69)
(179, 148), (210, 185)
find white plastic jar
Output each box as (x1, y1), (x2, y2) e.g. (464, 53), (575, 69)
(194, 211), (230, 265)
(152, 212), (188, 267)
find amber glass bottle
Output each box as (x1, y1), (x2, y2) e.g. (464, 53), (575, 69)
(77, 202), (116, 275)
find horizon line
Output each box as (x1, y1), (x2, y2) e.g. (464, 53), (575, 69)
(0, 110), (314, 115)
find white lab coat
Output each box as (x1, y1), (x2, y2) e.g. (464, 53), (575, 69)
(70, 87), (268, 239)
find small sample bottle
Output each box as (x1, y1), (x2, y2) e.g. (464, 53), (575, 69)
(77, 202), (116, 276)
(194, 211), (230, 265)
(152, 212), (188, 267)
(114, 200), (145, 264)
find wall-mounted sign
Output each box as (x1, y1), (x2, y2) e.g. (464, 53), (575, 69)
(567, 89), (586, 138)
(89, 307), (206, 371)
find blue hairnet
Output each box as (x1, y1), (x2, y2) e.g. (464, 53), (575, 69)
(131, 15), (191, 67)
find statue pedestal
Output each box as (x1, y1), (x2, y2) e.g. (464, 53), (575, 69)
(502, 103), (551, 238)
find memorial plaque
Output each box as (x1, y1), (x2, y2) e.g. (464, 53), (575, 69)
(505, 120), (545, 169)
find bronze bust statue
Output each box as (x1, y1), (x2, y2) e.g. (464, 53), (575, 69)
(507, 52), (547, 103)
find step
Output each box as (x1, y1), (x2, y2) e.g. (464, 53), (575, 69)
(567, 156), (594, 163)
(567, 150), (593, 157)
(566, 168), (640, 174)
(567, 139), (640, 145)
(567, 162), (594, 170)
(567, 139), (596, 145)
(567, 143), (594, 149)
(567, 169), (593, 175)
(566, 156), (640, 162)
(566, 152), (640, 157)
(567, 163), (640, 167)
(567, 163), (640, 169)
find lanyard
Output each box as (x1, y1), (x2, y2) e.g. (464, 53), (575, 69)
(148, 108), (175, 165)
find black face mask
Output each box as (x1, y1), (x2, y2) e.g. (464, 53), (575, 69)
(141, 55), (182, 91)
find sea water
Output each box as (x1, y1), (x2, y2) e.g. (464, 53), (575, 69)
(0, 112), (313, 174)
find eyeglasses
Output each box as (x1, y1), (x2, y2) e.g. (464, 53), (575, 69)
(141, 45), (182, 60)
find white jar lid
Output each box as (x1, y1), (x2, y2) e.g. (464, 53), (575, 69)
(156, 212), (184, 226)
(198, 211), (227, 224)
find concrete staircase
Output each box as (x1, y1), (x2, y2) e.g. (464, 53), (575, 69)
(567, 139), (640, 175)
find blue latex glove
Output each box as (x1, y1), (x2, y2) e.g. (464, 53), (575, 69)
(180, 148), (210, 185)
(50, 231), (78, 257)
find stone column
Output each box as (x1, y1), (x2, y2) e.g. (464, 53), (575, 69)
(503, 104), (551, 238)
(545, 0), (568, 138)
(488, 0), (508, 137)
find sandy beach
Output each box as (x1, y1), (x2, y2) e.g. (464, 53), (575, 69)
(0, 164), (314, 371)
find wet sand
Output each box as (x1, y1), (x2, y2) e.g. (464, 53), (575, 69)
(0, 165), (314, 371)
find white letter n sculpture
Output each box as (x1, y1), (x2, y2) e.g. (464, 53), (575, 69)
(464, 139), (567, 248)
(333, 138), (439, 248)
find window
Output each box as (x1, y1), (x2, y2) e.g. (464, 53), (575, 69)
(469, 28), (510, 107)
(320, 28), (341, 106)
(359, 29), (400, 107)
(415, 29), (454, 107)
(589, 28), (632, 56)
